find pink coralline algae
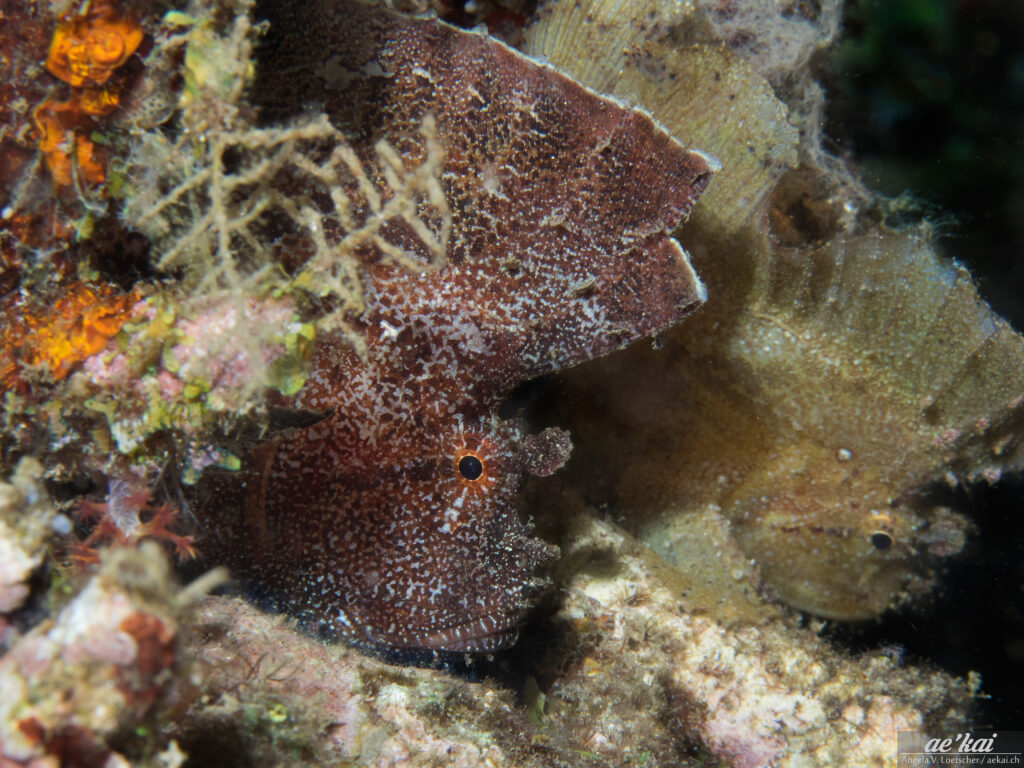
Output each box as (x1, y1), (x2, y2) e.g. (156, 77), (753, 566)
(0, 545), (181, 768)
(194, 2), (713, 654)
(0, 459), (53, 616)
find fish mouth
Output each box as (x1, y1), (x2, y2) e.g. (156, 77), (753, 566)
(420, 619), (519, 652)
(364, 614), (519, 653)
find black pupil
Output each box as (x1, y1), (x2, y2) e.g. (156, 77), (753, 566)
(870, 532), (893, 551)
(459, 455), (483, 481)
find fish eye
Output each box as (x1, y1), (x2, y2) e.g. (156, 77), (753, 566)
(870, 531), (893, 551)
(458, 454), (484, 481)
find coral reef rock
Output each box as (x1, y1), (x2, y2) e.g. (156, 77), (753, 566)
(160, 497), (974, 768)
(0, 544), (208, 768)
(2, 0), (1018, 764)
(536, 497), (975, 768)
(174, 596), (533, 767)
(0, 458), (54, 616)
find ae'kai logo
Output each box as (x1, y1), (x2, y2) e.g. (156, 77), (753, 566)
(899, 730), (1024, 766)
(925, 733), (998, 754)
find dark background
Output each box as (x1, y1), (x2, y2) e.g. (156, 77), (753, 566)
(825, 0), (1024, 329)
(823, 0), (1024, 728)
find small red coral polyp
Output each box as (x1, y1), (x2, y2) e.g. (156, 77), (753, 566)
(71, 490), (197, 566)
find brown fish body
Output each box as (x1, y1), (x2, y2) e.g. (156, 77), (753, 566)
(195, 1), (712, 653)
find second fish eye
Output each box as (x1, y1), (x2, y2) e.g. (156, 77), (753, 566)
(870, 531), (894, 551)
